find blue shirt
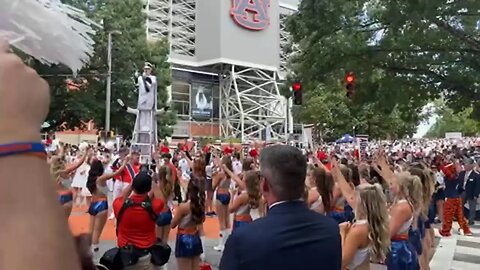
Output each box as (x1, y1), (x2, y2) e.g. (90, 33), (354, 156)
(444, 176), (461, 198)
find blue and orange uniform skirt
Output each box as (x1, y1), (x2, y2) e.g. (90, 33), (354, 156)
(58, 190), (74, 205)
(156, 207), (173, 226)
(386, 234), (420, 270)
(215, 188), (231, 205)
(88, 197), (108, 216)
(175, 227), (203, 258)
(327, 204), (355, 224)
(232, 214), (252, 232)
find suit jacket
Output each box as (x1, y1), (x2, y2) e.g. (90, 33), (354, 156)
(457, 170), (480, 200)
(219, 201), (341, 270)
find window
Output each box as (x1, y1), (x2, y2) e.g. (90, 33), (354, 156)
(172, 83), (190, 116)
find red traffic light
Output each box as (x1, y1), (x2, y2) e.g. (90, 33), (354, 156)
(292, 82), (302, 91)
(345, 72), (355, 83)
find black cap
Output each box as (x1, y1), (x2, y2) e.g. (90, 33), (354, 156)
(132, 172), (152, 194)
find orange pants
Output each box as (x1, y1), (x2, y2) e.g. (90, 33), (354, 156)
(441, 198), (471, 235)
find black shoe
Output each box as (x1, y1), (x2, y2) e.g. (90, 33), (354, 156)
(468, 221), (475, 225)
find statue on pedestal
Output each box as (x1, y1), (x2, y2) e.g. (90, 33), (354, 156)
(117, 62), (168, 165)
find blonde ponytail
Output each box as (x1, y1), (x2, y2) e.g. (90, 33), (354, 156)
(358, 184), (390, 262)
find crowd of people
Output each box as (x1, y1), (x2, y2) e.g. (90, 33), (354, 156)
(28, 135), (480, 270)
(1, 42), (480, 270)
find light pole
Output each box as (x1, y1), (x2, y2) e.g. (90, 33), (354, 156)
(105, 30), (122, 132)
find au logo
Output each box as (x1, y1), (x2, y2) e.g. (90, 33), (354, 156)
(231, 0), (270, 31)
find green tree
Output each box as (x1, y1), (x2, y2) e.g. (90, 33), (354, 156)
(39, 0), (175, 137)
(287, 0), (480, 136)
(425, 101), (480, 138)
(297, 86), (420, 140)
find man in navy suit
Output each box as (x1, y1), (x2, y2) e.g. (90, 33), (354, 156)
(458, 157), (480, 225)
(219, 145), (341, 270)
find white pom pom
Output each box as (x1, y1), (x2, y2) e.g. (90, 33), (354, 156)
(79, 142), (89, 152)
(0, 0), (100, 72)
(105, 141), (115, 152)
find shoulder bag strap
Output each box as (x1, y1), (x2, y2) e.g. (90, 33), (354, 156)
(141, 196), (159, 222)
(116, 199), (135, 236)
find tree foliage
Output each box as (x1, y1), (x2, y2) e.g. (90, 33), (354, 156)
(297, 86), (419, 140)
(39, 0), (175, 137)
(287, 0), (480, 138)
(425, 101), (480, 138)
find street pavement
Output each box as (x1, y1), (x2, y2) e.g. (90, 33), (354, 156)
(77, 202), (480, 270)
(430, 222), (480, 270)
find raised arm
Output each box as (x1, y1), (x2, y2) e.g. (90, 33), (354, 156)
(331, 158), (356, 209)
(97, 157), (128, 184)
(223, 164), (246, 191)
(372, 150), (396, 186)
(62, 149), (91, 175)
(0, 43), (81, 270)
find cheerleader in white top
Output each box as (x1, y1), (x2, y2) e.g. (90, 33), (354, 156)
(331, 158), (390, 270)
(373, 152), (421, 270)
(222, 166), (265, 232)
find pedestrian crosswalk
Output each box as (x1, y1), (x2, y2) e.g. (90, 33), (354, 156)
(431, 223), (480, 270)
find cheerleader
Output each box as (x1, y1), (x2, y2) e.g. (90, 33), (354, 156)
(324, 162), (355, 223)
(86, 158), (127, 253)
(331, 158), (390, 270)
(212, 156), (233, 251)
(172, 176), (205, 270)
(409, 165), (435, 270)
(154, 166), (174, 244)
(50, 147), (90, 217)
(306, 164), (330, 214)
(222, 166), (264, 232)
(373, 153), (421, 270)
(431, 165), (445, 223)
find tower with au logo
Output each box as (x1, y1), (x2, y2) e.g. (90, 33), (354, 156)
(145, 0), (299, 142)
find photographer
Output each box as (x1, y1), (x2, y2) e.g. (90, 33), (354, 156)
(112, 172), (166, 269)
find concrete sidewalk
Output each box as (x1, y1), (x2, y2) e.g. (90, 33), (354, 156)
(430, 223), (480, 270)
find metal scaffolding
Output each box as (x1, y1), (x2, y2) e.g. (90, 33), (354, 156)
(144, 1), (298, 142)
(220, 65), (287, 142)
(146, 0), (196, 57)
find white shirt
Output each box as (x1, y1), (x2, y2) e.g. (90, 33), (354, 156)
(269, 199), (304, 209)
(232, 160), (242, 175)
(178, 158), (190, 175)
(435, 172), (444, 186)
(464, 170), (472, 189)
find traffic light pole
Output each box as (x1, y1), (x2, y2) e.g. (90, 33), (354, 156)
(288, 96), (293, 135)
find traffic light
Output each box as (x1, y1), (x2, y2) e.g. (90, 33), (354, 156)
(292, 82), (302, 105)
(345, 72), (355, 99)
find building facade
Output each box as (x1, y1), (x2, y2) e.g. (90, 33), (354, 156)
(146, 0), (300, 141)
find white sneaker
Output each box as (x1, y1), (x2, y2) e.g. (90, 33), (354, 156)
(213, 245), (224, 252)
(200, 253), (206, 261)
(108, 213), (115, 220)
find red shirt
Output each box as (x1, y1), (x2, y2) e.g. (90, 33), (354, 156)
(224, 146), (233, 155)
(160, 145), (170, 154)
(249, 148), (258, 158)
(121, 163), (140, 184)
(113, 194), (164, 248)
